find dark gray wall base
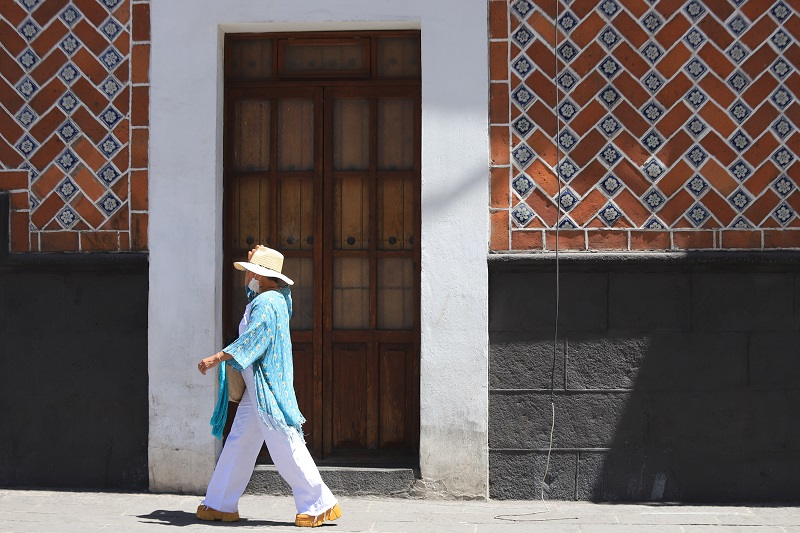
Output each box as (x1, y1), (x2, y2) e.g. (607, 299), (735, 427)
(0, 253), (149, 490)
(247, 466), (416, 497)
(489, 254), (800, 502)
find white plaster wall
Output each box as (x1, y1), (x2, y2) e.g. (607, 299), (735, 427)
(149, 0), (489, 497)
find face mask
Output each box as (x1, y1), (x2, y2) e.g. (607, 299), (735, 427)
(245, 277), (260, 302)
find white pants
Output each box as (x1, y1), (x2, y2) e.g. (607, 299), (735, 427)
(202, 366), (337, 515)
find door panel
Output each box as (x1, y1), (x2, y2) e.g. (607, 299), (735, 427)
(331, 344), (369, 448)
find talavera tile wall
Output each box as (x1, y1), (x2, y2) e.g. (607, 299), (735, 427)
(490, 0), (800, 251)
(0, 0), (149, 252)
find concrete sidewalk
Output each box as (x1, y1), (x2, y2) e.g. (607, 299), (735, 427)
(1, 489), (799, 532)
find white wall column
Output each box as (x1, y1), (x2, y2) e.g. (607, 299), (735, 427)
(149, 0), (489, 497)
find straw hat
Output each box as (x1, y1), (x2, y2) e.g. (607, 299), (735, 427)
(233, 246), (294, 286)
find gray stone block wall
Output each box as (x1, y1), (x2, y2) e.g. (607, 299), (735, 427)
(488, 254), (800, 502)
(0, 255), (149, 489)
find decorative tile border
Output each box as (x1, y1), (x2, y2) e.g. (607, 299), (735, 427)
(0, 0), (149, 252)
(490, 0), (800, 251)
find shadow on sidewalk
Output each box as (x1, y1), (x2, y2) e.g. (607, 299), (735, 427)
(137, 510), (296, 528)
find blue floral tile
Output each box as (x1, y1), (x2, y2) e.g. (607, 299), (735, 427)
(729, 100), (751, 124)
(600, 115), (621, 137)
(600, 86), (620, 108)
(727, 15), (749, 36)
(686, 175), (708, 196)
(29, 194), (40, 211)
(601, 145), (622, 166)
(728, 188), (752, 212)
(772, 58), (792, 79)
(60, 34), (81, 56)
(773, 175), (795, 197)
(730, 159), (752, 181)
(512, 25), (534, 49)
(642, 41), (662, 64)
(558, 158), (579, 181)
(15, 134), (38, 157)
(685, 87), (707, 109)
(774, 202), (796, 225)
(102, 0), (122, 9)
(771, 2), (791, 22)
(512, 144), (535, 170)
(558, 129), (578, 152)
(57, 120), (79, 143)
(727, 43), (749, 63)
(558, 12), (579, 33)
(599, 57), (620, 79)
(599, 0), (620, 18)
(56, 148), (79, 172)
(727, 71), (750, 93)
(558, 217), (577, 229)
(17, 48), (39, 70)
(558, 70), (579, 92)
(58, 91), (78, 114)
(512, 115), (534, 139)
(512, 54), (534, 79)
(731, 216), (752, 229)
(56, 205), (80, 229)
(21, 162), (38, 182)
(16, 76), (38, 98)
(60, 5), (82, 26)
(771, 30), (792, 51)
(100, 46), (123, 70)
(98, 163), (121, 185)
(512, 174), (535, 199)
(642, 101), (664, 123)
(557, 41), (579, 63)
(600, 203), (622, 226)
(600, 174), (622, 196)
(97, 192), (122, 216)
(645, 217), (665, 229)
(19, 0), (39, 11)
(558, 189), (580, 212)
(685, 117), (707, 138)
(684, 0), (706, 20)
(686, 145), (708, 168)
(58, 63), (79, 85)
(100, 106), (123, 128)
(15, 106), (37, 128)
(729, 130), (751, 152)
(600, 27), (620, 49)
(99, 134), (122, 157)
(641, 11), (663, 33)
(17, 18), (40, 42)
(511, 0), (534, 20)
(642, 129), (663, 151)
(687, 203), (710, 227)
(685, 58), (707, 80)
(684, 29), (705, 49)
(511, 84), (536, 110)
(511, 202), (535, 227)
(773, 147), (794, 168)
(643, 188), (665, 212)
(771, 86), (792, 109)
(643, 71), (663, 93)
(101, 18), (123, 40)
(558, 100), (579, 122)
(100, 76), (123, 98)
(643, 157), (665, 180)
(56, 176), (79, 202)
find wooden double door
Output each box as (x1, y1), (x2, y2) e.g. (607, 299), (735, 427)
(224, 81), (420, 463)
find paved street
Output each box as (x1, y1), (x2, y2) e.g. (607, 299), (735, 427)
(1, 490), (800, 532)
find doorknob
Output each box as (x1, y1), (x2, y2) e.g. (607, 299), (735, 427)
(347, 236), (356, 245)
(246, 236), (254, 245)
(287, 236), (295, 245)
(388, 236), (397, 245)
